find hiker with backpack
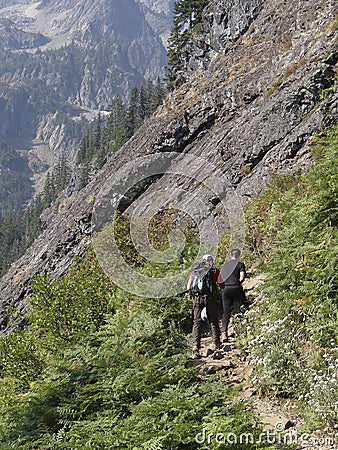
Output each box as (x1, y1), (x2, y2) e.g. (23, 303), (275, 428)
(220, 248), (249, 342)
(187, 254), (224, 357)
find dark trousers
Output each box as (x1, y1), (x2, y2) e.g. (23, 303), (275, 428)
(192, 295), (221, 349)
(221, 286), (247, 335)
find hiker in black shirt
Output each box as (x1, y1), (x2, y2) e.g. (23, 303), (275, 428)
(220, 248), (249, 342)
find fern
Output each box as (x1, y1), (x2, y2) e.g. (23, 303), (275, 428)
(243, 125), (338, 428)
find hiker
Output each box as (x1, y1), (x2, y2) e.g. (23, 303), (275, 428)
(187, 254), (224, 357)
(220, 248), (249, 342)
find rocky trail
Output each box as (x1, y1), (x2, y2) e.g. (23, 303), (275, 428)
(187, 330), (335, 449)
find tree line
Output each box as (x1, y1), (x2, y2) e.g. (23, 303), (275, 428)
(77, 78), (166, 189)
(0, 79), (166, 276)
(0, 155), (71, 276)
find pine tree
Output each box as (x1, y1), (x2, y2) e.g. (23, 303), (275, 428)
(127, 87), (141, 136)
(54, 155), (70, 192)
(138, 85), (147, 124)
(22, 195), (43, 247)
(166, 18), (186, 85)
(93, 112), (102, 152)
(76, 139), (86, 165)
(78, 161), (90, 190)
(42, 172), (55, 207)
(0, 209), (22, 275)
(108, 96), (129, 151)
(149, 77), (166, 114)
(77, 130), (91, 164)
(166, 0), (210, 86)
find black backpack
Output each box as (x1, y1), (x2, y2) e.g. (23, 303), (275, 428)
(190, 262), (216, 297)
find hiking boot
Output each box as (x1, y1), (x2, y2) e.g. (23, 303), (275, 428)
(210, 340), (221, 351)
(222, 332), (229, 342)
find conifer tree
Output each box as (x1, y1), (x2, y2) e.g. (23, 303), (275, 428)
(127, 87), (141, 136)
(149, 77), (166, 113)
(78, 161), (90, 190)
(93, 112), (102, 152)
(108, 96), (128, 151)
(22, 195), (43, 247)
(0, 210), (21, 275)
(166, 0), (210, 86)
(54, 155), (70, 192)
(42, 172), (55, 207)
(77, 130), (92, 164)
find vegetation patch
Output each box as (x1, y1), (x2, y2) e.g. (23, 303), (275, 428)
(0, 218), (273, 449)
(240, 125), (338, 430)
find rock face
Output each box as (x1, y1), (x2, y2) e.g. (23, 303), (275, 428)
(0, 0), (173, 103)
(0, 0), (173, 200)
(185, 0), (265, 72)
(0, 18), (50, 50)
(0, 0), (337, 329)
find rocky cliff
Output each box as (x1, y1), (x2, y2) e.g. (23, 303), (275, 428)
(0, 0), (337, 329)
(0, 0), (173, 203)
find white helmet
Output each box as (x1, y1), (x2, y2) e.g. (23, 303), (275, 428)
(202, 254), (214, 266)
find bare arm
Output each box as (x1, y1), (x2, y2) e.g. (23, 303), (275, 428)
(239, 270), (246, 283)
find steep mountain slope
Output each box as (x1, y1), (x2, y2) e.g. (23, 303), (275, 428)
(0, 142), (32, 210)
(0, 0), (172, 107)
(0, 0), (337, 327)
(1, 0), (173, 51)
(0, 0), (173, 207)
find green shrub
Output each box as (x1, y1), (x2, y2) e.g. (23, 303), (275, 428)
(29, 249), (115, 348)
(0, 307), (272, 449)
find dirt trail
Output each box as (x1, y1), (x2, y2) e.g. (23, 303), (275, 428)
(188, 331), (335, 449)
(195, 331), (300, 426)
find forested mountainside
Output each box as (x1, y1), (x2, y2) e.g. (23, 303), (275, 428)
(0, 0), (337, 447)
(0, 0), (173, 212)
(1, 0), (336, 314)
